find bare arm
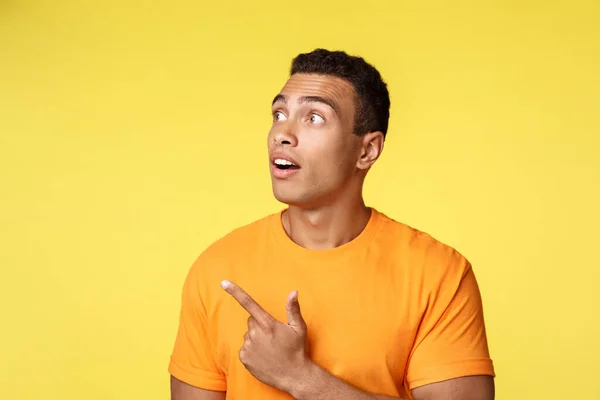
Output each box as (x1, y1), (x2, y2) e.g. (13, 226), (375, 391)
(411, 375), (494, 400)
(290, 361), (494, 400)
(170, 376), (226, 400)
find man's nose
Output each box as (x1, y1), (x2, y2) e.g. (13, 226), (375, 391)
(273, 122), (298, 146)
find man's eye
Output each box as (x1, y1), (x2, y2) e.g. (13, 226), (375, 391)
(310, 114), (324, 124)
(274, 111), (287, 121)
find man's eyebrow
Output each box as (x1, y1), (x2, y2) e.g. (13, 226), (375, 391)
(272, 94), (287, 106)
(298, 96), (339, 114)
(271, 94), (339, 114)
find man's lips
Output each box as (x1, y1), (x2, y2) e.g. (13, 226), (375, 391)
(270, 152), (300, 168)
(271, 163), (300, 179)
(270, 152), (301, 179)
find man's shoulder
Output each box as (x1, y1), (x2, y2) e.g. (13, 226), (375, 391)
(377, 210), (458, 252)
(376, 209), (471, 275)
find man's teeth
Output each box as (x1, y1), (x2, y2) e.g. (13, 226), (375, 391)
(274, 159), (295, 166)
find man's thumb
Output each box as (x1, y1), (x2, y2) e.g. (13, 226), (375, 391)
(286, 290), (306, 333)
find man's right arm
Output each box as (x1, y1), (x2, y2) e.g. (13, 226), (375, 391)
(169, 259), (227, 398)
(170, 376), (225, 400)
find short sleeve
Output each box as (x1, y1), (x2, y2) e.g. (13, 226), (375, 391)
(406, 256), (495, 390)
(168, 261), (227, 391)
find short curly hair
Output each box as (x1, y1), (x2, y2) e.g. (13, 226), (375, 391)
(290, 49), (391, 137)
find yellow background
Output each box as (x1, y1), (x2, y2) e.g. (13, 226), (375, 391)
(1, 1), (599, 399)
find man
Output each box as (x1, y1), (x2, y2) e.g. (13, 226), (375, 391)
(169, 49), (495, 400)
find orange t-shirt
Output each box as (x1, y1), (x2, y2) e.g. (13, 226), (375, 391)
(168, 208), (495, 399)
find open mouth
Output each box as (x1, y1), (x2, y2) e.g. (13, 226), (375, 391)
(273, 159), (300, 170)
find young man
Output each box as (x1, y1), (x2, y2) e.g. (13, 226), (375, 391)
(169, 49), (495, 400)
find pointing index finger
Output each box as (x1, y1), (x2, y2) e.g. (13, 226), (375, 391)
(221, 280), (274, 327)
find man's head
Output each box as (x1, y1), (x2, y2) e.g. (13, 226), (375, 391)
(268, 49), (390, 209)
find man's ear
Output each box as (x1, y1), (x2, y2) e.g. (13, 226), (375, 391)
(356, 131), (385, 171)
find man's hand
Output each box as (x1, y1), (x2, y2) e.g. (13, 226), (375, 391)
(220, 280), (311, 393)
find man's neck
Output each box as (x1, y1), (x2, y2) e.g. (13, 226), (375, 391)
(282, 198), (372, 251)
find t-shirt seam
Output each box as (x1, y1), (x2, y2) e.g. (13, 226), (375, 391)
(168, 358), (227, 389)
(407, 357), (495, 386)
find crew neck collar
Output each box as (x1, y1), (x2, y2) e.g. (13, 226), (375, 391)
(268, 207), (384, 261)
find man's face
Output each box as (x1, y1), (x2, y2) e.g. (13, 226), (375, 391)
(267, 73), (364, 208)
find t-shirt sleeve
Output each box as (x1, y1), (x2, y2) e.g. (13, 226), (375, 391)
(168, 261), (227, 391)
(406, 253), (495, 390)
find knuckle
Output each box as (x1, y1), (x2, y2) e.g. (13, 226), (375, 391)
(239, 295), (251, 307)
(264, 324), (274, 335)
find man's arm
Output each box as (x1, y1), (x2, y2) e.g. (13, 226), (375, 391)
(169, 261), (227, 397)
(411, 375), (494, 400)
(291, 362), (494, 400)
(170, 376), (226, 400)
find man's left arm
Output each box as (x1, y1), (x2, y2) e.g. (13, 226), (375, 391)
(288, 362), (494, 400)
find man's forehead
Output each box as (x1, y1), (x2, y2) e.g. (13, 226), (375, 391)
(279, 73), (354, 101)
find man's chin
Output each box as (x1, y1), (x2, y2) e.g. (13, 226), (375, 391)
(273, 191), (325, 210)
(272, 193), (295, 206)
(272, 189), (303, 207)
